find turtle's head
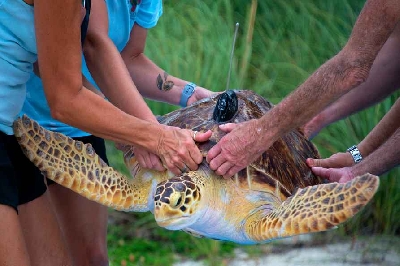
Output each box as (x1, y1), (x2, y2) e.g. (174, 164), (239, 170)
(154, 175), (205, 230)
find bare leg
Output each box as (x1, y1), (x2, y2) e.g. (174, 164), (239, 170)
(49, 184), (109, 266)
(0, 204), (31, 266)
(18, 192), (72, 266)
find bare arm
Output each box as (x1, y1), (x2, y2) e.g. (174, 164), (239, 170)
(353, 127), (400, 177)
(308, 98), (400, 169)
(304, 23), (400, 139)
(312, 127), (400, 183)
(34, 0), (208, 174)
(121, 24), (213, 106)
(35, 0), (149, 144)
(207, 0), (400, 178)
(358, 98), (400, 156)
(34, 61), (103, 98)
(260, 0), (400, 146)
(83, 0), (157, 123)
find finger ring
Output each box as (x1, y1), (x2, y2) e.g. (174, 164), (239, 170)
(181, 164), (189, 173)
(192, 131), (198, 140)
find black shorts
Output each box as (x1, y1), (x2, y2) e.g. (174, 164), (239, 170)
(0, 132), (108, 211)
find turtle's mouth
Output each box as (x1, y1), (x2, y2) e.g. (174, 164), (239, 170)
(156, 215), (193, 230)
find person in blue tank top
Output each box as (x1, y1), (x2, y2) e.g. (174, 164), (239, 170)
(20, 0), (215, 265)
(0, 0), (213, 265)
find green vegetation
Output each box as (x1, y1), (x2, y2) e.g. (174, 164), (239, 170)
(106, 0), (400, 265)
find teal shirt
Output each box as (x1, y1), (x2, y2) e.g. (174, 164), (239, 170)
(0, 0), (36, 135)
(22, 0), (162, 137)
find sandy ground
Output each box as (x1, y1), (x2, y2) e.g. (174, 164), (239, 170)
(174, 235), (400, 266)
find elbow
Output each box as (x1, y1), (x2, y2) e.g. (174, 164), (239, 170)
(82, 32), (108, 63)
(341, 42), (379, 86)
(48, 98), (69, 123)
(344, 62), (370, 89)
(121, 50), (144, 65)
(47, 89), (80, 124)
(331, 49), (374, 92)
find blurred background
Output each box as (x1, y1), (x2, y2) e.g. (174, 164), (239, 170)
(105, 0), (400, 265)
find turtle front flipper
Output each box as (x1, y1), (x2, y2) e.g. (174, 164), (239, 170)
(13, 115), (145, 212)
(245, 174), (379, 243)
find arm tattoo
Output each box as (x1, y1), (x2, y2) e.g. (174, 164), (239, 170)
(157, 71), (174, 91)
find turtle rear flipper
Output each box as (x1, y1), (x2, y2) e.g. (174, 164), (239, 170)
(245, 174), (379, 242)
(13, 115), (142, 211)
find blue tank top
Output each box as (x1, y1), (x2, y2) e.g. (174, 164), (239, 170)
(22, 0), (162, 137)
(0, 0), (36, 135)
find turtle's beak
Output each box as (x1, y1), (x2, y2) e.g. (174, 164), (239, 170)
(154, 207), (193, 230)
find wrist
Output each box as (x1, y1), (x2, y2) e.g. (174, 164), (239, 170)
(357, 142), (373, 158)
(346, 145), (363, 164)
(256, 117), (279, 150)
(136, 122), (163, 153)
(179, 82), (196, 107)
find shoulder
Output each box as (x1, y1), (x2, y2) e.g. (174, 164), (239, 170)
(132, 0), (163, 29)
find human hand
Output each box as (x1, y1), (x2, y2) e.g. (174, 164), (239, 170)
(206, 119), (264, 178)
(132, 147), (165, 171)
(311, 166), (355, 183)
(306, 152), (354, 169)
(157, 126), (212, 175)
(115, 142), (165, 171)
(187, 87), (218, 106)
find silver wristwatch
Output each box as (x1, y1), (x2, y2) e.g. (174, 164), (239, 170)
(347, 145), (363, 164)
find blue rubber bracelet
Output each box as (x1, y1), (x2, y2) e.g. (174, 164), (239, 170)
(179, 83), (196, 107)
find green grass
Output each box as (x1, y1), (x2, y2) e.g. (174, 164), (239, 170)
(106, 0), (400, 265)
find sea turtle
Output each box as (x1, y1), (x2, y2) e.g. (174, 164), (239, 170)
(13, 90), (379, 244)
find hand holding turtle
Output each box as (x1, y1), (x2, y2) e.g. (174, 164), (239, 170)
(186, 87), (218, 106)
(312, 166), (355, 183)
(115, 142), (165, 171)
(130, 147), (166, 171)
(207, 119), (263, 178)
(157, 126), (212, 175)
(307, 152), (355, 169)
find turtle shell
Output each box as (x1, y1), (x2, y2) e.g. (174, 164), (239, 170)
(157, 90), (323, 200)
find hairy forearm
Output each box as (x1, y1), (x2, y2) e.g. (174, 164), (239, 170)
(352, 127), (400, 176)
(358, 98), (400, 156)
(258, 0), (400, 147)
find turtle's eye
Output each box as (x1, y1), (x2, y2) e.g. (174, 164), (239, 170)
(170, 192), (184, 208)
(175, 196), (182, 207)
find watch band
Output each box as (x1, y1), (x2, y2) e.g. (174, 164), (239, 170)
(179, 83), (196, 107)
(347, 145), (363, 164)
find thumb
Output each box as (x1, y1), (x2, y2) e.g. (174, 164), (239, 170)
(312, 167), (341, 182)
(219, 123), (236, 133)
(193, 130), (212, 142)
